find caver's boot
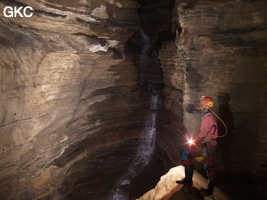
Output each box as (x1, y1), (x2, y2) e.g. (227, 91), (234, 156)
(202, 177), (215, 196)
(176, 165), (194, 185)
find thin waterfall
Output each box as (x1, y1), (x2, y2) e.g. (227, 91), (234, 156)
(138, 29), (162, 92)
(139, 29), (151, 85)
(109, 94), (159, 200)
(140, 29), (151, 55)
(151, 94), (159, 110)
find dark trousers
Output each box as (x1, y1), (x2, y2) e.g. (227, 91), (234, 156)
(183, 142), (216, 177)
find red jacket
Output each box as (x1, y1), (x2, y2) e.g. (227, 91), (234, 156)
(195, 112), (218, 145)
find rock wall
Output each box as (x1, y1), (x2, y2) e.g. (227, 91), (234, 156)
(0, 0), (183, 199)
(0, 0), (150, 199)
(159, 0), (267, 198)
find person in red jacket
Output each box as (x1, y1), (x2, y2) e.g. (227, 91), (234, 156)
(176, 96), (218, 196)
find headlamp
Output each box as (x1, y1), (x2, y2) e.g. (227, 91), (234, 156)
(188, 139), (194, 145)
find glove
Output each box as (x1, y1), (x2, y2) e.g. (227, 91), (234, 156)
(194, 137), (205, 145)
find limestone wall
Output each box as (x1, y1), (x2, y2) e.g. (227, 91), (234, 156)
(160, 0), (267, 182)
(0, 0), (145, 199)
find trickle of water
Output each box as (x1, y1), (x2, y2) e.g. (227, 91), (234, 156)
(136, 112), (156, 166)
(151, 94), (159, 110)
(140, 29), (151, 55)
(139, 29), (152, 85)
(109, 94), (159, 200)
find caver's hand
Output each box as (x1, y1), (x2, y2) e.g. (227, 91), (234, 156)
(194, 137), (205, 145)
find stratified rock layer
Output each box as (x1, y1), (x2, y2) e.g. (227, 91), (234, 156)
(0, 0), (147, 199)
(180, 0), (267, 177)
(159, 0), (267, 199)
(0, 0), (183, 199)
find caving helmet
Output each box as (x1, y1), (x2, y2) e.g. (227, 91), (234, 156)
(200, 96), (214, 108)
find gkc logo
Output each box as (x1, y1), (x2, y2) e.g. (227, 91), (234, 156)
(3, 6), (34, 18)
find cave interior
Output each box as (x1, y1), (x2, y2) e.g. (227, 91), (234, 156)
(0, 0), (267, 200)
